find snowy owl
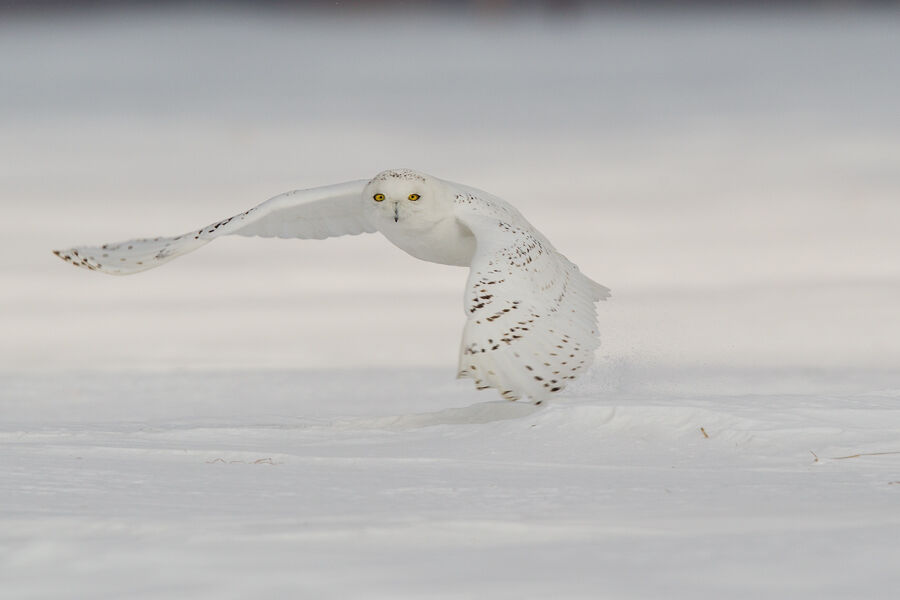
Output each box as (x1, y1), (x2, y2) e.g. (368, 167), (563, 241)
(54, 169), (609, 403)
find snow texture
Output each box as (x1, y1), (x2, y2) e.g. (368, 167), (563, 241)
(2, 5), (899, 599)
(2, 368), (899, 599)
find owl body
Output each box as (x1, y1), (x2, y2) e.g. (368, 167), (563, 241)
(374, 203), (476, 268)
(55, 168), (609, 403)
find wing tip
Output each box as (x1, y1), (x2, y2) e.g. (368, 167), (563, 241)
(52, 246), (129, 275)
(53, 247), (85, 268)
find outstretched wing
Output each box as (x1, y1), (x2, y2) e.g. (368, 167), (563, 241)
(453, 188), (610, 403)
(53, 179), (374, 275)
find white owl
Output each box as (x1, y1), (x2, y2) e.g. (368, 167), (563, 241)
(55, 169), (610, 403)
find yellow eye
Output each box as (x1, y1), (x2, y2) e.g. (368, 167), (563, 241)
(408, 193), (420, 201)
(373, 193), (385, 202)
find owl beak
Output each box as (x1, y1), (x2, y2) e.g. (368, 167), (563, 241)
(393, 202), (399, 223)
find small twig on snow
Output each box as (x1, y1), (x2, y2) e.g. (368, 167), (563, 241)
(205, 457), (280, 465)
(829, 450), (900, 460)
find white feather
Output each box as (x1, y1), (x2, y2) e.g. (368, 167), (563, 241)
(453, 188), (609, 403)
(53, 180), (373, 275)
(55, 169), (609, 403)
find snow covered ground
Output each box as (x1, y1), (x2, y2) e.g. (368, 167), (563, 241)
(3, 368), (900, 598)
(2, 5), (899, 598)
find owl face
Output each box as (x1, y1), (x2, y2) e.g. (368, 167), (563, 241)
(363, 169), (450, 227)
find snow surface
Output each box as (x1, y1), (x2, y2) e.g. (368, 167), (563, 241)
(2, 5), (900, 599)
(3, 368), (900, 599)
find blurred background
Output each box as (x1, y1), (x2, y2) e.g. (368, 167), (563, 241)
(1, 0), (899, 376)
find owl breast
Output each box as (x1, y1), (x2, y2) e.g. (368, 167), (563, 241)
(376, 214), (476, 267)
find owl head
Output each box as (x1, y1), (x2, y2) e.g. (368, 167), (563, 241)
(363, 169), (452, 227)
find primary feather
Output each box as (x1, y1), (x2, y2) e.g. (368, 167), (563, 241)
(53, 180), (372, 275)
